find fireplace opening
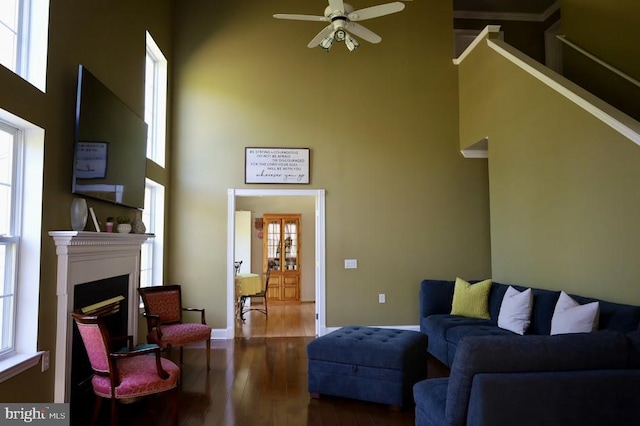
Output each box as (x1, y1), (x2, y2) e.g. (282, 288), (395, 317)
(71, 274), (129, 423)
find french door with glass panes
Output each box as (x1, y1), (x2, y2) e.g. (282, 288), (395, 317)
(263, 214), (301, 301)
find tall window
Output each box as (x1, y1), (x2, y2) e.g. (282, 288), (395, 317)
(0, 0), (49, 91)
(0, 123), (19, 356)
(142, 32), (168, 289)
(140, 180), (164, 288)
(0, 0), (20, 73)
(0, 111), (43, 382)
(144, 31), (167, 167)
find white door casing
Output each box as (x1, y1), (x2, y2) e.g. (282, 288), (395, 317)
(226, 189), (326, 338)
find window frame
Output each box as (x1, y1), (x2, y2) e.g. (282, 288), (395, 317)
(0, 109), (44, 383)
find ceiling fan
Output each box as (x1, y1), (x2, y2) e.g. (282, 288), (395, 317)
(273, 0), (407, 52)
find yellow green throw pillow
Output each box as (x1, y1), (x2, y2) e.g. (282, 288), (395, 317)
(450, 277), (492, 320)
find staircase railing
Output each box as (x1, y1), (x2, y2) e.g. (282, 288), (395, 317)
(456, 26), (640, 148)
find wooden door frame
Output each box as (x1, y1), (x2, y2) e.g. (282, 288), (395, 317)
(226, 189), (326, 338)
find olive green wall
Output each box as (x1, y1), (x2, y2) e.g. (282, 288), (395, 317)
(235, 196), (316, 302)
(561, 0), (640, 120)
(458, 37), (640, 303)
(0, 0), (172, 402)
(170, 0), (491, 328)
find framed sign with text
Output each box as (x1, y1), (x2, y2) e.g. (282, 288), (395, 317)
(245, 147), (310, 184)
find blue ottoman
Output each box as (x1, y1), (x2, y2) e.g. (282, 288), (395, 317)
(307, 326), (428, 408)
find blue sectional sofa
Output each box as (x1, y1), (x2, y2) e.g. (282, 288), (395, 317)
(419, 279), (640, 366)
(414, 279), (640, 426)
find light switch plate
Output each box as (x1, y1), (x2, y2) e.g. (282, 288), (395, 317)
(344, 259), (358, 269)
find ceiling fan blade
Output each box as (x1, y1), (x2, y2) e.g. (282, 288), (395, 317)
(328, 0), (345, 14)
(348, 2), (406, 21)
(308, 24), (335, 48)
(346, 22), (382, 44)
(273, 13), (329, 22)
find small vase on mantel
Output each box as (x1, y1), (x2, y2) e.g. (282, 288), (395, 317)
(70, 198), (88, 231)
(117, 223), (132, 234)
(132, 212), (146, 234)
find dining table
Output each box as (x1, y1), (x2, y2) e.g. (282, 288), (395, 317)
(235, 273), (263, 321)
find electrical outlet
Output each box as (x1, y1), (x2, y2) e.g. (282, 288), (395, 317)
(41, 351), (50, 372)
(379, 293), (386, 304)
(344, 259), (358, 269)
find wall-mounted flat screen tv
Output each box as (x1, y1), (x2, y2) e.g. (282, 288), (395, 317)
(72, 64), (147, 209)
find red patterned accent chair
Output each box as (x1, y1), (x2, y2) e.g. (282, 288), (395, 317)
(71, 312), (180, 426)
(138, 285), (212, 369)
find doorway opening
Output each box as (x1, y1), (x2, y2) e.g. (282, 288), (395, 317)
(226, 189), (326, 338)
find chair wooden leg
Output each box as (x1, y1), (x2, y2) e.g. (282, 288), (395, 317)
(264, 296), (268, 317)
(166, 344), (172, 360)
(110, 398), (118, 426)
(206, 339), (211, 370)
(170, 387), (179, 426)
(90, 395), (102, 426)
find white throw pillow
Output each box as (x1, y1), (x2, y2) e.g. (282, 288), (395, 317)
(550, 291), (600, 335)
(498, 286), (533, 335)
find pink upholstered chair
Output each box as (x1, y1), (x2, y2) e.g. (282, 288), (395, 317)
(71, 312), (180, 426)
(138, 284), (212, 369)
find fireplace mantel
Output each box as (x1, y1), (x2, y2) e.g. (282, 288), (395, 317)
(50, 230), (151, 249)
(49, 231), (152, 403)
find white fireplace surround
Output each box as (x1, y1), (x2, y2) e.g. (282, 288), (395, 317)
(49, 231), (152, 403)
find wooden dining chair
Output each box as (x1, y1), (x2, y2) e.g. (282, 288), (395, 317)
(234, 260), (243, 275)
(138, 285), (212, 369)
(71, 311), (180, 426)
(241, 262), (274, 318)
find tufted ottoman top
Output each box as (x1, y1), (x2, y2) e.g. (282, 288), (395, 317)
(307, 326), (428, 370)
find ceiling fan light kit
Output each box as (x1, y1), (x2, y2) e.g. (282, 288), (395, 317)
(273, 0), (407, 52)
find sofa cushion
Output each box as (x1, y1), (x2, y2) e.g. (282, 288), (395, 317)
(423, 315), (493, 365)
(420, 280), (456, 318)
(551, 291), (599, 335)
(445, 325), (514, 366)
(571, 294), (640, 332)
(450, 278), (492, 320)
(498, 286), (533, 335)
(527, 289), (560, 335)
(486, 282), (510, 321)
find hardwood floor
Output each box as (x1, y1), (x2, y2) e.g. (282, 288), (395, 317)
(235, 301), (316, 338)
(85, 304), (447, 425)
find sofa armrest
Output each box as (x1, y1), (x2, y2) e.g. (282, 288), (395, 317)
(446, 332), (630, 426)
(467, 370), (640, 426)
(419, 280), (455, 318)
